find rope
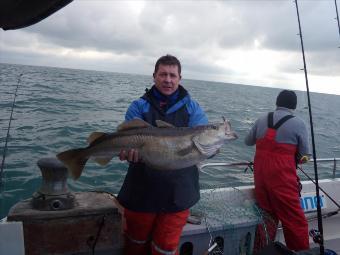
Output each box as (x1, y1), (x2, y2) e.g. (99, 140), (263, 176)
(91, 215), (106, 255)
(0, 73), (23, 185)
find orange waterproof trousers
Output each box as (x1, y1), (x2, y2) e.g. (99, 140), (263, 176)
(253, 128), (309, 252)
(123, 208), (189, 255)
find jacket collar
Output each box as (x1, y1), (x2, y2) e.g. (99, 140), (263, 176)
(276, 106), (294, 114)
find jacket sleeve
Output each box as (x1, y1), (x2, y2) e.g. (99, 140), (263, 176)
(296, 119), (311, 156)
(125, 99), (144, 121)
(186, 99), (208, 127)
(244, 119), (258, 146)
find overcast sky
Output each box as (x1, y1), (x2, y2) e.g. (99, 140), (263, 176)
(1, 1), (339, 95)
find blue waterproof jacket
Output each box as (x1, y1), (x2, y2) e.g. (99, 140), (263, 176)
(117, 85), (208, 212)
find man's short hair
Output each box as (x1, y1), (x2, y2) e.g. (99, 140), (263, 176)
(154, 54), (181, 75)
(276, 90), (297, 109)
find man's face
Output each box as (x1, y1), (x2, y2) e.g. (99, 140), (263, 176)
(153, 64), (181, 96)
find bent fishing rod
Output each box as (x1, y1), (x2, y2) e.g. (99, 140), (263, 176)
(298, 165), (340, 210)
(201, 160), (340, 207)
(0, 73), (23, 186)
(294, 0), (325, 254)
(297, 165), (340, 237)
(202, 161), (340, 218)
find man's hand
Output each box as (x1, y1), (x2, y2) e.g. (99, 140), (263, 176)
(299, 155), (310, 164)
(119, 149), (140, 163)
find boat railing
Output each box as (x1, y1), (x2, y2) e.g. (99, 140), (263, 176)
(309, 158), (339, 179)
(200, 157), (340, 179)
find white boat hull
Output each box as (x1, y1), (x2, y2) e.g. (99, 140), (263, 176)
(1, 178), (340, 254)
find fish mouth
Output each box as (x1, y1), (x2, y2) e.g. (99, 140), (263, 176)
(223, 119), (238, 140)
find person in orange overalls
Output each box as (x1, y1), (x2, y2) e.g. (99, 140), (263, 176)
(245, 90), (311, 252)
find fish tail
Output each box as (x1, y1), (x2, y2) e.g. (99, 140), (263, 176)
(57, 148), (88, 180)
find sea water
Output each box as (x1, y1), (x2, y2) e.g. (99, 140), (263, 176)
(1, 63), (339, 218)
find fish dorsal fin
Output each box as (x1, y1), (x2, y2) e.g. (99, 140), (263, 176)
(155, 120), (175, 128)
(117, 119), (151, 131)
(87, 132), (106, 144)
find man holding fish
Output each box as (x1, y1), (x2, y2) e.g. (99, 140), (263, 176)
(57, 54), (237, 255)
(117, 54), (221, 255)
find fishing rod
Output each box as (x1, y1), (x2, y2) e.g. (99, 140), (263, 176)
(291, 164), (340, 247)
(201, 161), (340, 204)
(201, 161), (339, 209)
(294, 0), (324, 254)
(200, 158), (339, 171)
(335, 0), (340, 40)
(0, 73), (23, 186)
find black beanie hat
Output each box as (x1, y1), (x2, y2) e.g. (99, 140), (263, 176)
(276, 90), (297, 109)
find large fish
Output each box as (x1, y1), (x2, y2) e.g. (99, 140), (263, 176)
(57, 118), (238, 180)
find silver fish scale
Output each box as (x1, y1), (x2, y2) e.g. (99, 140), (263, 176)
(110, 124), (221, 138)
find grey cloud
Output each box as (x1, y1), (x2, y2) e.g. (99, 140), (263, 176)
(215, 1), (339, 52)
(22, 2), (148, 53)
(3, 1), (339, 54)
(0, 0), (339, 94)
(308, 50), (340, 76)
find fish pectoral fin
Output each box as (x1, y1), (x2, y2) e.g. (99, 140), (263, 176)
(155, 120), (175, 128)
(93, 154), (115, 166)
(117, 119), (151, 131)
(192, 136), (218, 156)
(192, 136), (206, 155)
(94, 157), (111, 166)
(177, 144), (194, 156)
(87, 132), (107, 144)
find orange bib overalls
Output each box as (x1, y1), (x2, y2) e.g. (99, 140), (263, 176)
(254, 113), (309, 252)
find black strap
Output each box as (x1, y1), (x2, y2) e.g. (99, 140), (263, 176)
(268, 112), (295, 130)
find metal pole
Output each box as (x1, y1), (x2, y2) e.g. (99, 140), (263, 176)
(333, 158), (337, 179)
(294, 1), (324, 253)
